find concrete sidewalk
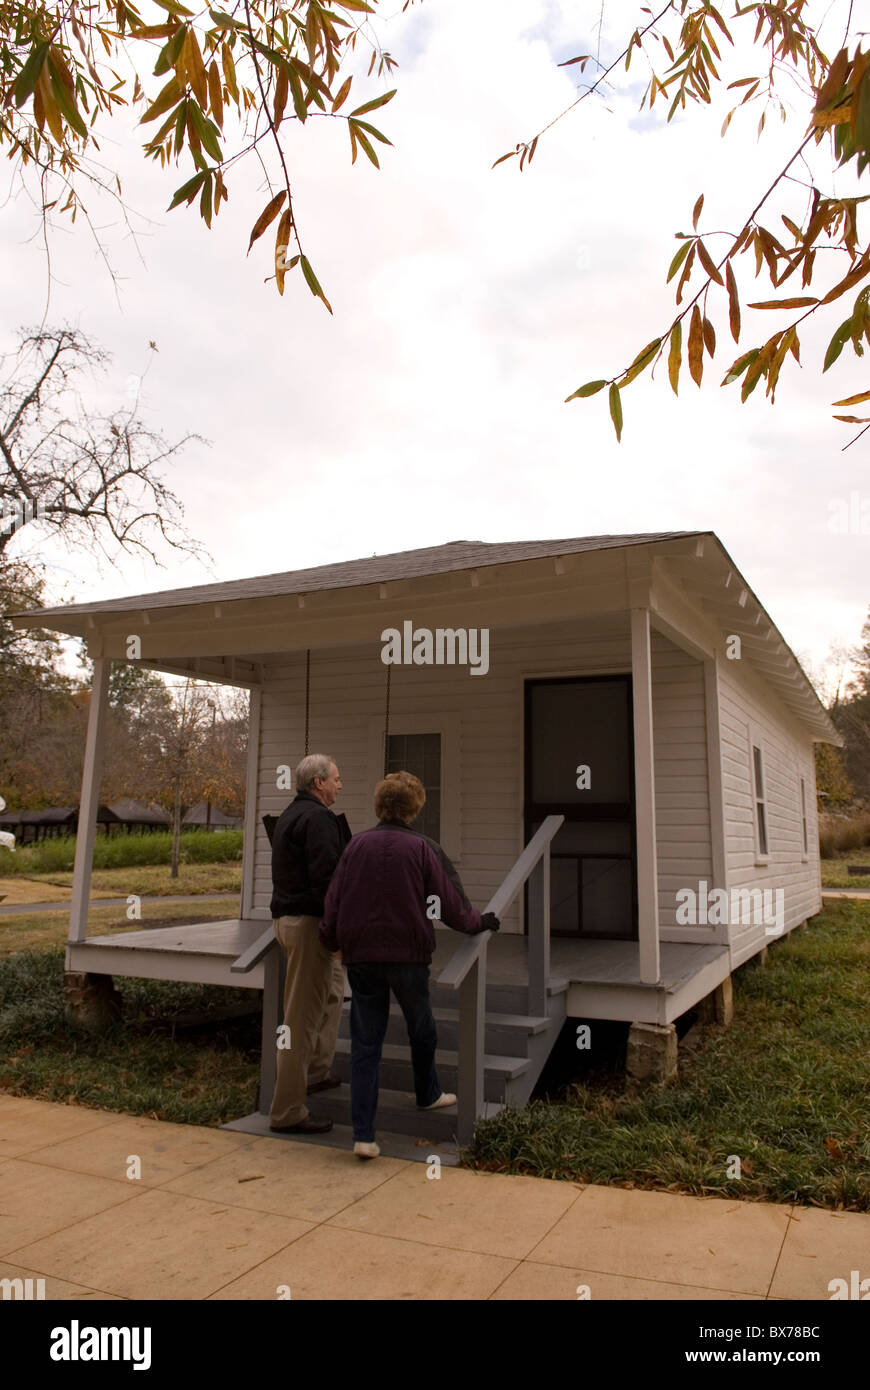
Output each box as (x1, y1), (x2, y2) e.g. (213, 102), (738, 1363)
(0, 1095), (865, 1301)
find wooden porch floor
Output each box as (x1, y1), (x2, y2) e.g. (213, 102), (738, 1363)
(67, 919), (730, 1024)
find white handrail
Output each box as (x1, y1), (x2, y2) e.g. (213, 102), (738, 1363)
(438, 816), (564, 989)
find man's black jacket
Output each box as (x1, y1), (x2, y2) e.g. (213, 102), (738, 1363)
(270, 790), (352, 919)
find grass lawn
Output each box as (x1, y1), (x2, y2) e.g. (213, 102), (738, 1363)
(0, 949), (259, 1126)
(468, 899), (870, 1211)
(0, 898), (260, 1125)
(24, 862), (242, 898)
(0, 896), (238, 956)
(2, 899), (868, 1211)
(819, 850), (870, 889)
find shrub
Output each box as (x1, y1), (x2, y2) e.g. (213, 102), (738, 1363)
(0, 828), (243, 875)
(819, 812), (870, 859)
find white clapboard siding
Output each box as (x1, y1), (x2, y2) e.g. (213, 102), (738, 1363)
(717, 656), (822, 966)
(651, 631), (713, 934)
(253, 614), (639, 929)
(251, 615), (721, 945)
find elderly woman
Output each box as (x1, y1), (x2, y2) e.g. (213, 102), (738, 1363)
(319, 771), (499, 1159)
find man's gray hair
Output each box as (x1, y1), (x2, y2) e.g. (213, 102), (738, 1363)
(295, 753), (336, 792)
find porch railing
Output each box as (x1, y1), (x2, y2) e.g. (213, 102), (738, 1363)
(232, 812), (564, 1133)
(437, 814), (564, 1145)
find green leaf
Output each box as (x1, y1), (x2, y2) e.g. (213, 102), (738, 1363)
(248, 37), (285, 67)
(188, 101), (222, 161)
(666, 239), (692, 283)
(564, 379), (607, 401)
(47, 60), (88, 138)
(721, 348), (758, 386)
(609, 382), (623, 441)
(154, 25), (187, 77)
(352, 118), (393, 146)
(287, 63), (307, 122)
(200, 172), (213, 227)
(668, 321), (682, 395)
(824, 318), (852, 372)
(167, 170), (205, 209)
(208, 8), (246, 29)
(621, 337), (661, 386)
(300, 255), (333, 313)
(14, 40), (50, 108)
(349, 88), (397, 117)
(856, 69), (870, 156)
(173, 100), (187, 155)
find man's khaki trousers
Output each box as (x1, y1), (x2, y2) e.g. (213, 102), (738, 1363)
(269, 914), (345, 1127)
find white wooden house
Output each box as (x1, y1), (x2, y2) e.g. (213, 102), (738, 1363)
(12, 533), (839, 1145)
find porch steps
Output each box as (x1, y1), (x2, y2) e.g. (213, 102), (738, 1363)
(299, 1084), (499, 1142)
(311, 978), (570, 1139)
(340, 1001), (552, 1056)
(332, 1037), (531, 1103)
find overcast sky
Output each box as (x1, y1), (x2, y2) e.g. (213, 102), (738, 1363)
(2, 0), (867, 688)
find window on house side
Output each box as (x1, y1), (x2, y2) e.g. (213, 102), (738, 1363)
(753, 745), (768, 857)
(800, 776), (808, 855)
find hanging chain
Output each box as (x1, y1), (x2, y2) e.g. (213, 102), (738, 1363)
(383, 661), (391, 776)
(304, 648), (311, 756)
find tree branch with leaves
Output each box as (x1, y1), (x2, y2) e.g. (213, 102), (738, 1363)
(495, 1), (870, 444)
(1, 0), (399, 307)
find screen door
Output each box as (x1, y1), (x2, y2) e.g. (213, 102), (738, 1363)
(524, 675), (638, 939)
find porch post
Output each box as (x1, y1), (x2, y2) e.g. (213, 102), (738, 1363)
(69, 657), (111, 944)
(240, 684), (262, 918)
(703, 654), (730, 944)
(631, 608), (660, 984)
(258, 943), (285, 1113)
(456, 950), (486, 1147)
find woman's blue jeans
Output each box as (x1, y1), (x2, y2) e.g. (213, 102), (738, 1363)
(346, 962), (442, 1141)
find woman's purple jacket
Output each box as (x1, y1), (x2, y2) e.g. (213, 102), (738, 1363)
(318, 820), (484, 965)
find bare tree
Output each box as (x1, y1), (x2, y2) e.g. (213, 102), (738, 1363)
(154, 679), (216, 878)
(1, 326), (209, 568)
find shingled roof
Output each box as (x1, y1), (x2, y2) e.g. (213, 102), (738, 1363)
(13, 533), (698, 620)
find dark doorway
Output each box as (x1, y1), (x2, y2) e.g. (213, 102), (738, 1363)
(524, 675), (638, 939)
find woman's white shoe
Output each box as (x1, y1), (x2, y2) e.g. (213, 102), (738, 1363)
(418, 1092), (457, 1111)
(353, 1141), (380, 1159)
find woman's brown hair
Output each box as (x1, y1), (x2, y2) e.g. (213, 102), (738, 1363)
(374, 770), (426, 823)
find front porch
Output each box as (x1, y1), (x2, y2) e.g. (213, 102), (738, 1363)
(68, 919), (729, 1039)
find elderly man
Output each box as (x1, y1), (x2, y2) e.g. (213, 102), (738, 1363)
(269, 753), (351, 1134)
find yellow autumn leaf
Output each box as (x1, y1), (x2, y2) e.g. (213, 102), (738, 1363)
(275, 208), (291, 294)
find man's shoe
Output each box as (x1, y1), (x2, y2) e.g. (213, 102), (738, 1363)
(418, 1092), (456, 1111)
(270, 1114), (333, 1134)
(353, 1141), (380, 1159)
(307, 1072), (342, 1095)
